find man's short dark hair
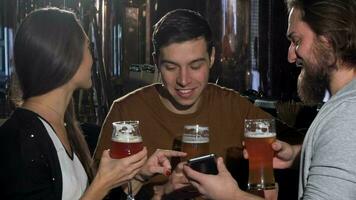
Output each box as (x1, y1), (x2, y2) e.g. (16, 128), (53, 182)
(152, 9), (214, 57)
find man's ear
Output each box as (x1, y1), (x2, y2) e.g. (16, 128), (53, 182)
(319, 35), (332, 48)
(319, 35), (338, 66)
(209, 47), (216, 69)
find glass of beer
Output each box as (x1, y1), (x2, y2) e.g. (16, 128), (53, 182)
(244, 119), (276, 190)
(181, 125), (209, 160)
(110, 121), (143, 200)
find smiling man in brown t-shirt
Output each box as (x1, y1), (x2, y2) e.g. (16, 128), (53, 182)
(94, 9), (271, 199)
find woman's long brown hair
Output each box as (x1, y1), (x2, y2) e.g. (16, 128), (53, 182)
(13, 7), (95, 182)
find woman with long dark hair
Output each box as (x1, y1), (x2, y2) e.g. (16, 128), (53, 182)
(0, 7), (184, 199)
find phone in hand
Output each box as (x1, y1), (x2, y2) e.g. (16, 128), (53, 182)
(187, 154), (218, 175)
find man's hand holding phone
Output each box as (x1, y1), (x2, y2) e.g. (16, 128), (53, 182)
(183, 157), (241, 200)
(186, 154), (218, 175)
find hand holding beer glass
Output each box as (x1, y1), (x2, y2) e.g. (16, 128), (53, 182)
(110, 121), (143, 200)
(181, 125), (209, 160)
(244, 119), (276, 190)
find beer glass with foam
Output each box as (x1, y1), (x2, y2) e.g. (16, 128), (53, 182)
(111, 121), (143, 200)
(181, 125), (209, 160)
(244, 119), (276, 190)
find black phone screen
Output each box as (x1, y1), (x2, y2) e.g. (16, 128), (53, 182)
(187, 154), (218, 175)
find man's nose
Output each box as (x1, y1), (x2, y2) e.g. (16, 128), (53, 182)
(177, 67), (191, 86)
(288, 43), (297, 63)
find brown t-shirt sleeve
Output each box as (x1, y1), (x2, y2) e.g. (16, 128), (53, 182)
(246, 101), (273, 119)
(233, 94), (272, 120)
(93, 101), (121, 164)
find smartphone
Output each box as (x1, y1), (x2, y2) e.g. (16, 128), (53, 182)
(187, 154), (218, 175)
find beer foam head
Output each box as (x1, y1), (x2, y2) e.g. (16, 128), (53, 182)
(183, 125), (209, 143)
(184, 125), (209, 132)
(112, 134), (142, 143)
(113, 123), (135, 133)
(244, 119), (275, 135)
(112, 121), (142, 142)
(245, 131), (276, 138)
(182, 135), (209, 143)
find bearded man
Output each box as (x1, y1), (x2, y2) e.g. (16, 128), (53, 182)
(183, 0), (356, 199)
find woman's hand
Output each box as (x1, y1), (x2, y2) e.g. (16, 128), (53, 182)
(152, 161), (190, 199)
(81, 147), (147, 199)
(137, 149), (187, 181)
(96, 147), (148, 189)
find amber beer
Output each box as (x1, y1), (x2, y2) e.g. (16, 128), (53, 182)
(110, 137), (143, 159)
(110, 121), (143, 159)
(244, 119), (276, 190)
(181, 125), (209, 160)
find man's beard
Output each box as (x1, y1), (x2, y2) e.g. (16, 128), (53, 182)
(297, 40), (336, 105)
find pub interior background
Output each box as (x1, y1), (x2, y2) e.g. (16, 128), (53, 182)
(0, 0), (319, 199)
